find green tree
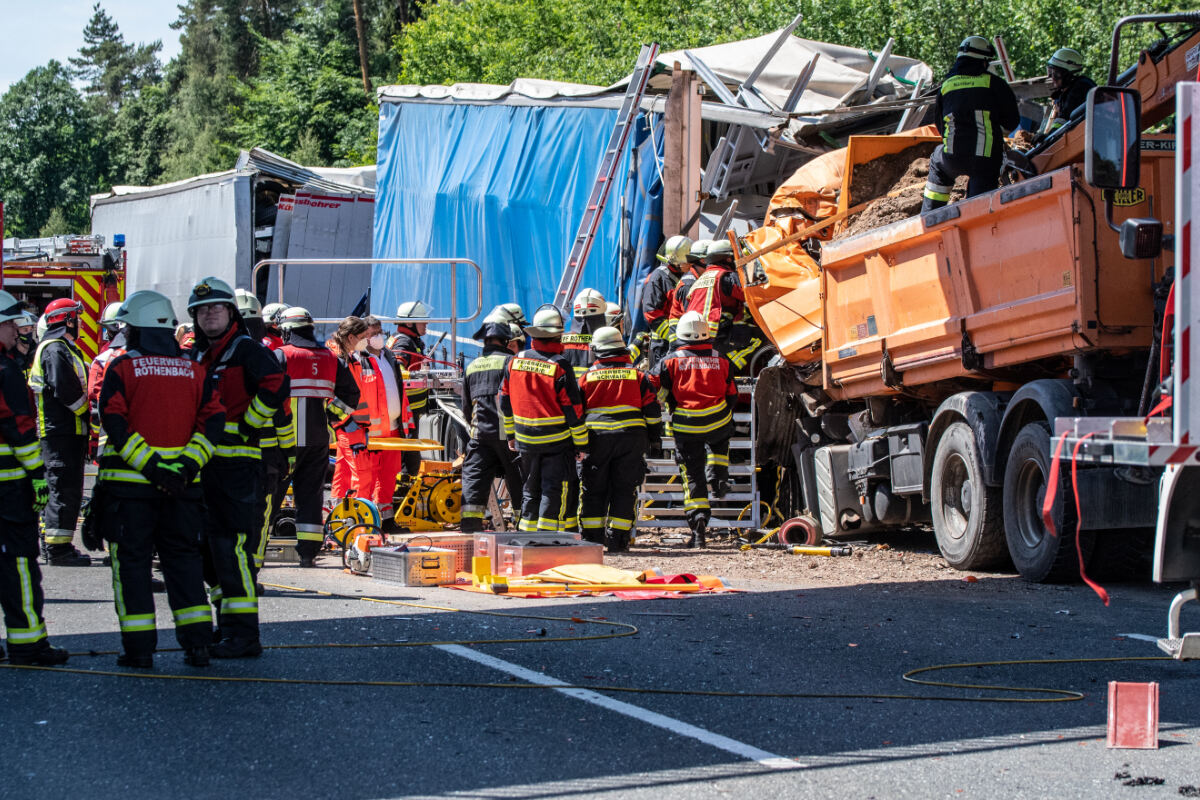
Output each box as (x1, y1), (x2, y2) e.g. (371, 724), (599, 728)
(38, 208), (73, 236)
(69, 2), (162, 112)
(0, 62), (98, 236)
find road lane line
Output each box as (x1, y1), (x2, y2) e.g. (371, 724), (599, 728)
(435, 644), (801, 770)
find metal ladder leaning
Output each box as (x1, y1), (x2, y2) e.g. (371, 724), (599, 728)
(636, 377), (760, 536)
(552, 42), (659, 311)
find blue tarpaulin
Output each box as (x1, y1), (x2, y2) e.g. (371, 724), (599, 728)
(372, 101), (662, 349)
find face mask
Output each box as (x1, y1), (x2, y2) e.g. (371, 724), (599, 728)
(17, 333), (33, 347)
(368, 334), (384, 350)
(354, 338), (369, 352)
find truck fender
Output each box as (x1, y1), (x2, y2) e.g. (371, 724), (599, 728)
(923, 391), (1006, 502)
(994, 379), (1080, 482)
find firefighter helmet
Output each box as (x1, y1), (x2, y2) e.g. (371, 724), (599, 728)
(688, 239), (712, 263)
(0, 291), (24, 324)
(590, 326), (627, 356)
(604, 302), (623, 329)
(116, 291), (179, 330)
(572, 288), (606, 318)
(508, 322), (524, 341)
(44, 297), (83, 325)
(186, 277), (237, 313)
(262, 302), (290, 325)
(235, 289), (262, 319)
(705, 239), (735, 263)
(17, 311), (37, 331)
(477, 321), (514, 342)
(278, 306), (314, 330)
(958, 36), (995, 61)
(676, 310), (710, 342)
(657, 234), (694, 266)
(525, 305), (566, 339)
(1047, 47), (1084, 74)
(395, 300), (432, 319)
(489, 302), (527, 328)
(100, 301), (123, 330)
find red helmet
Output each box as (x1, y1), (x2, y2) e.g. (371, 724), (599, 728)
(44, 298), (83, 325)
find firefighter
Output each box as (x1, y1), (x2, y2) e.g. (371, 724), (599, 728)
(0, 290), (69, 666)
(684, 239), (746, 351)
(577, 326), (662, 552)
(95, 291), (224, 669)
(187, 277), (288, 659)
(1044, 48), (1096, 133)
(13, 311), (37, 373)
(388, 301), (431, 477)
(499, 306), (588, 532)
(460, 320), (523, 532)
(562, 289), (606, 379)
(261, 303), (290, 351)
(922, 37), (1020, 212)
(87, 302), (128, 459)
(330, 317), (371, 500)
(28, 297), (91, 566)
(641, 235), (691, 367)
(667, 240), (710, 345)
(276, 307), (360, 567)
(175, 323), (195, 351)
(364, 315), (413, 526)
(652, 311), (737, 548)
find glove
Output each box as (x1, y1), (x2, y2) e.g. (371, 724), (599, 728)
(80, 493), (104, 552)
(31, 475), (49, 513)
(350, 439), (368, 456)
(237, 417), (262, 445)
(145, 456), (188, 497)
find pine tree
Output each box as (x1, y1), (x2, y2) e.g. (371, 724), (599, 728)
(69, 2), (161, 111)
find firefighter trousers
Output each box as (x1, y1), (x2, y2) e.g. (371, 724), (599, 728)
(517, 447), (577, 532)
(292, 444), (329, 559)
(674, 432), (731, 526)
(256, 445), (291, 570)
(102, 492), (212, 656)
(580, 433), (647, 543)
(922, 145), (1001, 211)
(460, 438), (524, 532)
(201, 459), (260, 642)
(41, 434), (87, 547)
(1, 478), (50, 655)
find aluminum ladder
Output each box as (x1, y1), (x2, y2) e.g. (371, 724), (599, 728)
(552, 42), (659, 311)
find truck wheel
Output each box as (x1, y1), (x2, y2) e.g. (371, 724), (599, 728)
(930, 421), (1008, 570)
(1002, 422), (1088, 582)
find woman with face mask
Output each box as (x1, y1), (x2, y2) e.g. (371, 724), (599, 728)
(330, 317), (371, 501)
(360, 316), (412, 528)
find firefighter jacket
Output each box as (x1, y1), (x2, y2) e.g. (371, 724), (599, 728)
(934, 59), (1019, 160)
(97, 341), (226, 496)
(388, 327), (429, 415)
(652, 342), (737, 438)
(189, 326), (289, 461)
(0, 345), (45, 484)
(666, 271), (699, 342)
(464, 344), (512, 441)
(347, 352), (412, 438)
(277, 332), (359, 449)
(1048, 74), (1097, 131)
(88, 330), (128, 411)
(561, 315), (606, 379)
(499, 340), (588, 452)
(641, 265), (680, 342)
(28, 327), (90, 437)
(577, 354), (662, 440)
(685, 264), (745, 340)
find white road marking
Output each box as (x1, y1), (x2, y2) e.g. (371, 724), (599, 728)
(435, 644), (801, 770)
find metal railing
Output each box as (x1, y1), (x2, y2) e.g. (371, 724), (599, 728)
(250, 257), (483, 363)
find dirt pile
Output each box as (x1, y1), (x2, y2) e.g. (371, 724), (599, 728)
(835, 143), (967, 240)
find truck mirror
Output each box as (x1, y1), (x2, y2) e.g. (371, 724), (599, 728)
(1084, 86), (1141, 190)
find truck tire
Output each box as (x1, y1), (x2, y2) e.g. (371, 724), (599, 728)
(930, 421), (1008, 570)
(1002, 422), (1089, 582)
(1084, 528), (1154, 582)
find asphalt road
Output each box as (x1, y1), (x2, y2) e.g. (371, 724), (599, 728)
(3, 557), (1198, 800)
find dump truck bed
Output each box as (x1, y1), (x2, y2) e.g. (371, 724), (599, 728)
(816, 154), (1173, 401)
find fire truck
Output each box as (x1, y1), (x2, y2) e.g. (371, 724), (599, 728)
(1, 203), (126, 361)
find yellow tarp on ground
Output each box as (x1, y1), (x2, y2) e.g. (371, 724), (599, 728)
(528, 563), (644, 585)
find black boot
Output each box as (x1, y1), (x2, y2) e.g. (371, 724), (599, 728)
(211, 637), (263, 659)
(183, 646), (211, 667)
(8, 642), (70, 666)
(712, 480), (730, 500)
(686, 519), (707, 549)
(117, 651), (153, 669)
(605, 529), (630, 553)
(46, 544), (91, 567)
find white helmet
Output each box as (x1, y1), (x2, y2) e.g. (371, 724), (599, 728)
(604, 302), (622, 329)
(705, 239), (735, 263)
(590, 326), (627, 355)
(676, 310), (710, 342)
(486, 302), (527, 328)
(235, 288), (262, 319)
(17, 311), (37, 331)
(262, 302), (290, 325)
(395, 300), (432, 319)
(1047, 47), (1084, 74)
(279, 306), (314, 330)
(508, 322), (524, 341)
(572, 288), (606, 318)
(100, 301), (123, 331)
(116, 291), (179, 330)
(36, 314), (48, 340)
(688, 239), (712, 264)
(658, 235), (693, 266)
(0, 291), (25, 325)
(958, 36), (994, 61)
(525, 306), (566, 339)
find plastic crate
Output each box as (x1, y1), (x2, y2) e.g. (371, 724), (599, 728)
(371, 546), (455, 586)
(391, 533), (475, 574)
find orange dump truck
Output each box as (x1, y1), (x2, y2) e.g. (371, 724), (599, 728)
(743, 15), (1197, 582)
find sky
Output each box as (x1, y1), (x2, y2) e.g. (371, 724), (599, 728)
(0, 0), (183, 94)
